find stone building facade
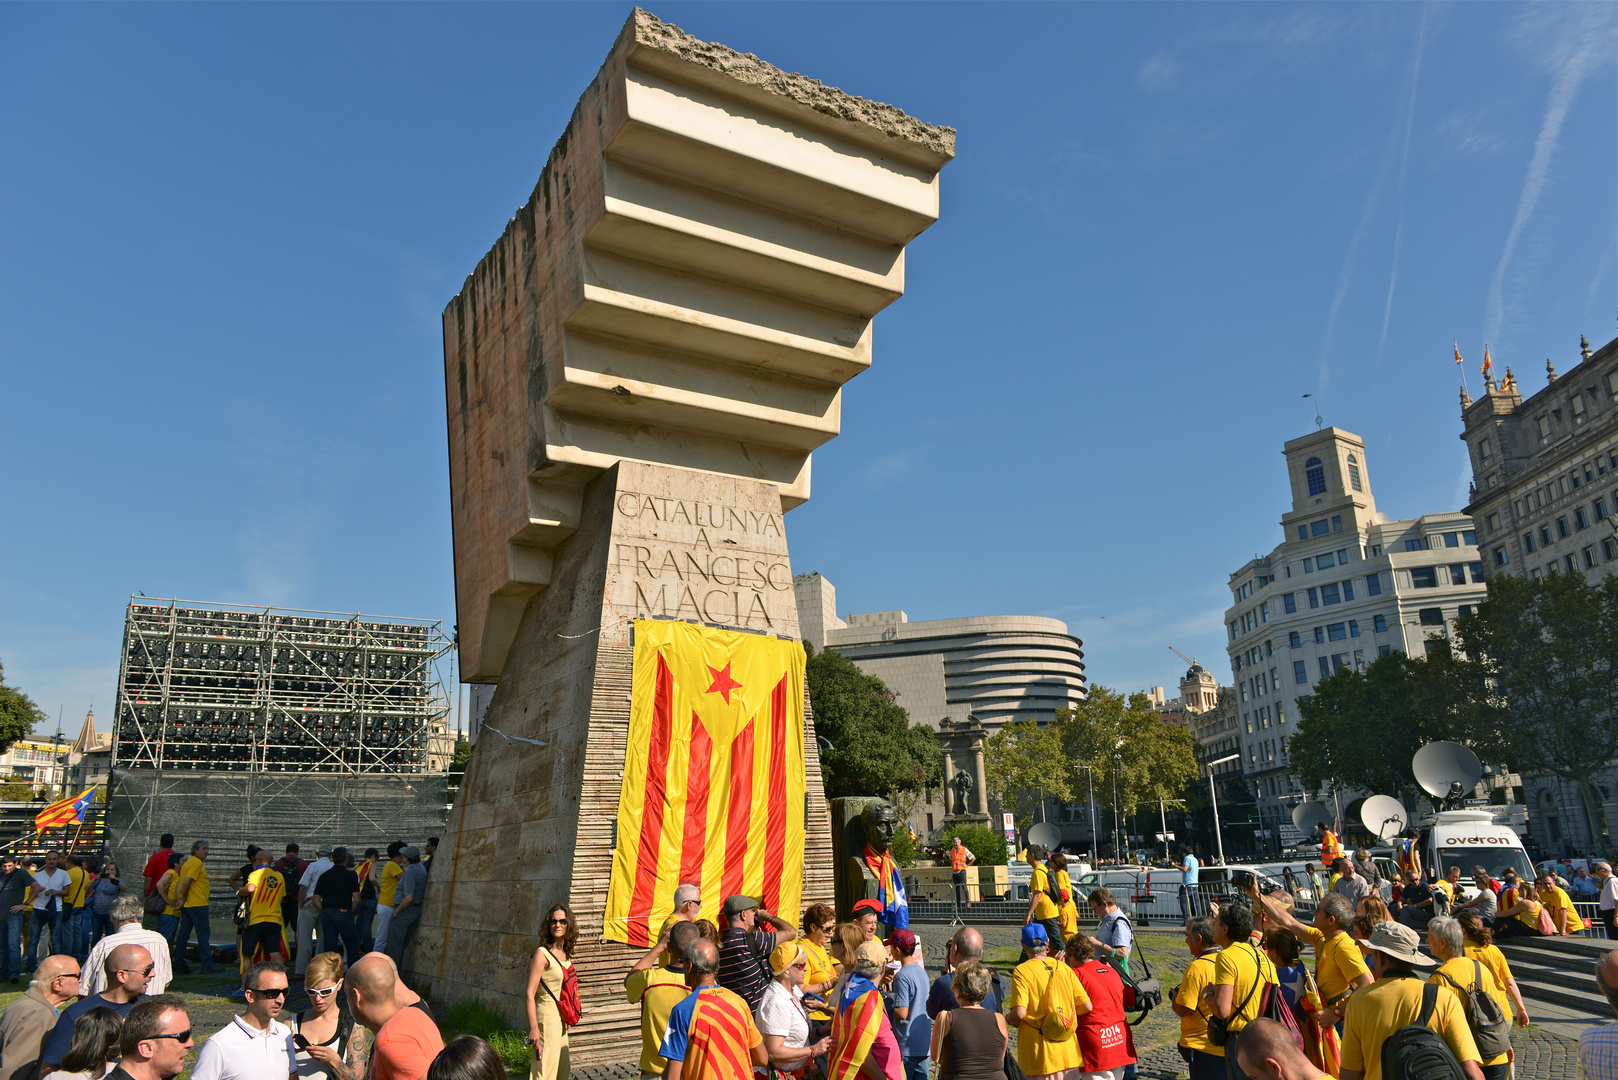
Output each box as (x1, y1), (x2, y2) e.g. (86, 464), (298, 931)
(1460, 334), (1618, 855)
(1222, 428), (1488, 848)
(794, 571), (1086, 844)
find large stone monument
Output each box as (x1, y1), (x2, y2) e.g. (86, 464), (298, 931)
(411, 10), (952, 1066)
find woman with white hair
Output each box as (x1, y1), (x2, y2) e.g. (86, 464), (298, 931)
(758, 941), (830, 1079)
(1426, 916), (1511, 1080)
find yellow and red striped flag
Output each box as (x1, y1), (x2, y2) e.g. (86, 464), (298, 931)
(1454, 340), (1464, 365)
(604, 619), (806, 946)
(34, 787), (96, 832)
(829, 977), (885, 1080)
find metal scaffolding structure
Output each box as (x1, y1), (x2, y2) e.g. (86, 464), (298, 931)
(114, 599), (453, 775)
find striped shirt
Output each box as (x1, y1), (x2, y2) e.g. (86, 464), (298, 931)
(717, 928), (773, 1010)
(1579, 1020), (1618, 1080)
(659, 985), (761, 1080)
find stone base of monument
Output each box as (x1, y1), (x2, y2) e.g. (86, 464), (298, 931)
(409, 460), (833, 1067)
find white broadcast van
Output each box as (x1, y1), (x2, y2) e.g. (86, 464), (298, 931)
(1422, 808), (1535, 898)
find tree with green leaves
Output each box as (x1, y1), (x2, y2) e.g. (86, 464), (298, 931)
(983, 717), (1071, 831)
(1453, 571), (1618, 850)
(805, 645), (942, 801)
(0, 661), (43, 758)
(1059, 685), (1199, 827)
(940, 823), (1009, 866)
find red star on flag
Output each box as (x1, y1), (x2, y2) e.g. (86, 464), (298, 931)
(705, 662), (743, 704)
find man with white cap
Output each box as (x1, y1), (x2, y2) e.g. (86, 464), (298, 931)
(1339, 921), (1484, 1080)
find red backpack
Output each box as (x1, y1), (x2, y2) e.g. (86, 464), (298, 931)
(545, 949), (582, 1027)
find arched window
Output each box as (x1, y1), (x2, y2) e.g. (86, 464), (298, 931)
(1347, 453), (1362, 492)
(1305, 457), (1326, 496)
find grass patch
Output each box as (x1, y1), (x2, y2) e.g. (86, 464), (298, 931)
(440, 997), (533, 1074)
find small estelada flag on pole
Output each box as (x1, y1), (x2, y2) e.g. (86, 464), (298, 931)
(1482, 347), (1493, 380)
(1454, 340), (1464, 366)
(34, 788), (97, 832)
(603, 619), (807, 947)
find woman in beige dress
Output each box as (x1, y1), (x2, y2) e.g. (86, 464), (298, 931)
(525, 903), (577, 1080)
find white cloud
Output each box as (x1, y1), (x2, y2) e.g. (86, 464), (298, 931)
(1136, 52), (1180, 94)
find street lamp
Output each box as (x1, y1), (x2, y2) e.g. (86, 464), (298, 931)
(1074, 764), (1098, 861)
(1206, 753), (1241, 866)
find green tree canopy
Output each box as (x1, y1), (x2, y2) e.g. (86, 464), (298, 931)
(1060, 685), (1199, 820)
(0, 661), (43, 758)
(806, 645), (942, 801)
(983, 717), (1071, 831)
(940, 822), (1009, 866)
(1453, 571), (1618, 848)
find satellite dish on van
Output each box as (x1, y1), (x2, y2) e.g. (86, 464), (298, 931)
(1028, 822), (1062, 851)
(1292, 802), (1332, 833)
(1413, 741), (1483, 798)
(1360, 795), (1409, 841)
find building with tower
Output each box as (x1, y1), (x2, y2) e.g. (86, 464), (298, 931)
(1459, 333), (1618, 855)
(1221, 428), (1488, 849)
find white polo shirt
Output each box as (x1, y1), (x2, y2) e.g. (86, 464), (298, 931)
(190, 1015), (297, 1080)
(30, 869), (70, 911)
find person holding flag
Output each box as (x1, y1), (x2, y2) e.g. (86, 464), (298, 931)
(829, 939), (902, 1080)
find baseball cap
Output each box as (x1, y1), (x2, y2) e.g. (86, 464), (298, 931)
(317, 845), (333, 856)
(722, 894), (760, 917)
(852, 898), (884, 918)
(1021, 923), (1048, 949)
(853, 939), (888, 971)
(1362, 920), (1432, 966)
(400, 845), (422, 860)
(886, 928), (917, 953)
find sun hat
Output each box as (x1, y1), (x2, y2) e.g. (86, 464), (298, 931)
(770, 941), (806, 974)
(1362, 920), (1433, 966)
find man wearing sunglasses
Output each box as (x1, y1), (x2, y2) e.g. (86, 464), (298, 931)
(192, 960), (298, 1080)
(40, 944), (153, 1074)
(114, 994), (194, 1080)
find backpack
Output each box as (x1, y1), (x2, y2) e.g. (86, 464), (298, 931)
(1381, 983), (1467, 1080)
(1103, 916), (1161, 1021)
(1436, 960), (1512, 1060)
(1035, 960), (1078, 1041)
(543, 948), (582, 1026)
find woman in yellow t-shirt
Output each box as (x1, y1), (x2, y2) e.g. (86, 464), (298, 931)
(1051, 853), (1079, 946)
(1456, 910), (1530, 1029)
(1492, 872), (1545, 938)
(798, 902), (841, 1024)
(154, 851), (184, 945)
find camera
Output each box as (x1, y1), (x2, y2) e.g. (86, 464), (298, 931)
(1231, 870), (1255, 890)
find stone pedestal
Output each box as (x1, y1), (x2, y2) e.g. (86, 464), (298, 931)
(410, 461), (834, 1066)
(940, 715), (991, 826)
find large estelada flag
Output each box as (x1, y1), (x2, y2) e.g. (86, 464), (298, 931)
(35, 787), (97, 832)
(604, 619), (806, 946)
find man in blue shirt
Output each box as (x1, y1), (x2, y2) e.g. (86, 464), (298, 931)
(886, 930), (931, 1080)
(1179, 846), (1200, 918)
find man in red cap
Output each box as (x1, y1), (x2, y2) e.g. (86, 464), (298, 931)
(852, 899), (883, 943)
(887, 929), (931, 1080)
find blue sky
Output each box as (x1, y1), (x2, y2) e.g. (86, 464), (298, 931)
(2, 2), (1613, 734)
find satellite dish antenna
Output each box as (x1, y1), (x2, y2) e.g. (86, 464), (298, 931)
(1360, 795), (1409, 842)
(1413, 741), (1483, 798)
(1292, 802), (1332, 833)
(1028, 822), (1062, 851)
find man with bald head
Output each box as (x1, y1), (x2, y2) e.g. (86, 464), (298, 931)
(0, 953), (78, 1080)
(1578, 948), (1618, 1080)
(1236, 1018), (1329, 1080)
(926, 927), (1005, 1018)
(40, 943), (151, 1072)
(347, 953), (443, 1080)
(659, 939), (766, 1080)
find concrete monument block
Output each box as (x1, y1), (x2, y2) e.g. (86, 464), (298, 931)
(444, 9), (954, 682)
(419, 12), (951, 1064)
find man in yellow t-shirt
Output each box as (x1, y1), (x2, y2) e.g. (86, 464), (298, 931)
(628, 920), (703, 1078)
(63, 855), (89, 961)
(1249, 883), (1371, 1027)
(174, 840), (216, 974)
(1535, 873), (1586, 935)
(372, 842), (405, 955)
(1023, 846), (1062, 953)
(1340, 921), (1482, 1080)
(1172, 915), (1224, 1077)
(239, 848), (287, 964)
(1009, 923), (1090, 1079)
(1207, 903), (1279, 1064)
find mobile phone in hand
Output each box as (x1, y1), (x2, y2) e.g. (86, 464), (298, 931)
(293, 1034), (310, 1050)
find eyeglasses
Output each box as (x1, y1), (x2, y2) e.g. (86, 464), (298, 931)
(54, 971), (81, 981)
(249, 986), (288, 998)
(119, 966), (156, 977)
(309, 985), (341, 998)
(151, 1030), (193, 1043)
